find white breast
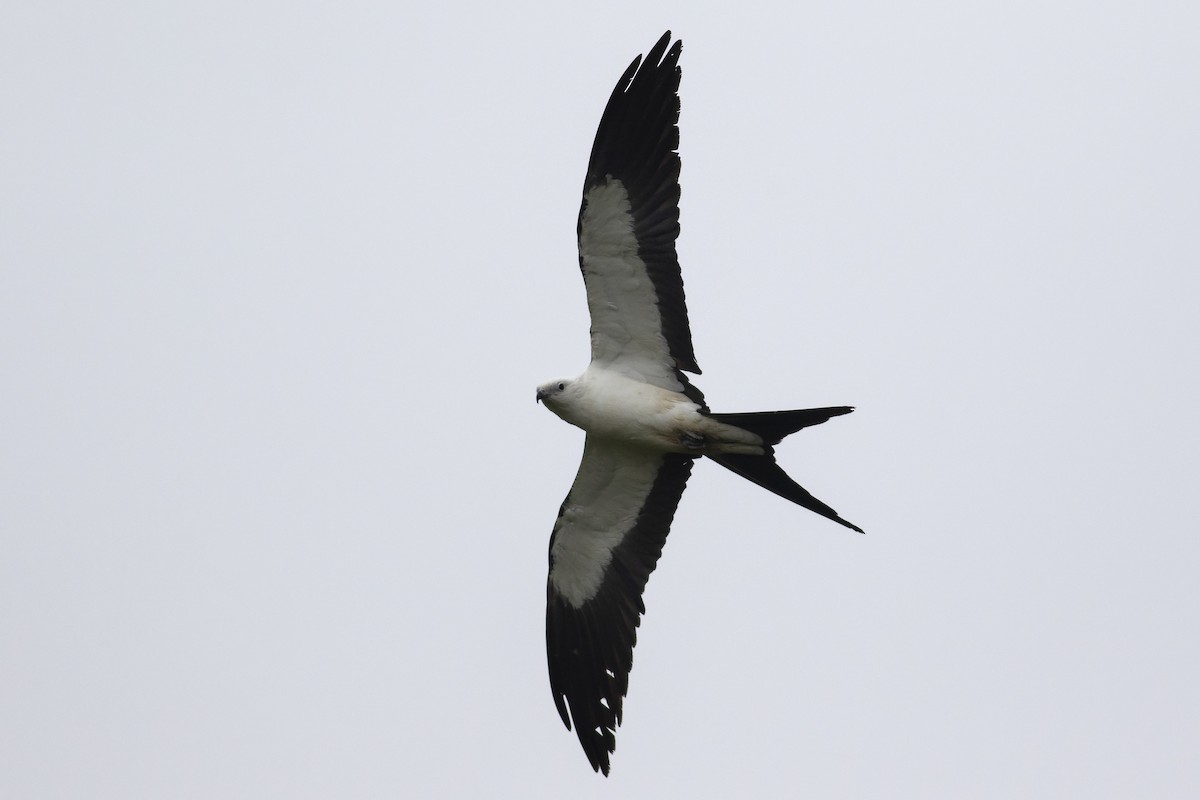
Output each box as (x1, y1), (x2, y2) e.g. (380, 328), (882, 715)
(565, 366), (701, 452)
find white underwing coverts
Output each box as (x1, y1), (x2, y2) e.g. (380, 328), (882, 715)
(536, 31), (864, 776)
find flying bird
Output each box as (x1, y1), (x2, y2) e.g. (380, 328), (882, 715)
(537, 31), (863, 776)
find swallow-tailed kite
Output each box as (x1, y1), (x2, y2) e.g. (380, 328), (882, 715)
(536, 31), (863, 775)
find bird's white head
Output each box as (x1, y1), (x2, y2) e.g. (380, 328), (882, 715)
(535, 378), (572, 408)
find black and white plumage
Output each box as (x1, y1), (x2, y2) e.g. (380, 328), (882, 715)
(536, 31), (863, 776)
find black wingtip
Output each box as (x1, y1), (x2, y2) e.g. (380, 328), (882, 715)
(652, 30), (674, 58)
(616, 32), (677, 96)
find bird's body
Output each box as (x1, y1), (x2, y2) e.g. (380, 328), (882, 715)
(537, 368), (763, 455)
(537, 31), (862, 775)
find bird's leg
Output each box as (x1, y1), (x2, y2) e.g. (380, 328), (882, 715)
(679, 431), (706, 451)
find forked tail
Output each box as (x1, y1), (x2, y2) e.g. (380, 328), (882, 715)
(707, 407), (863, 533)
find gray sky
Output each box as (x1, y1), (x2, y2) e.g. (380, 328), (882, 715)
(3, 2), (1198, 797)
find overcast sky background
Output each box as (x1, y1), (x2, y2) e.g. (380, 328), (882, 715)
(3, 2), (1198, 797)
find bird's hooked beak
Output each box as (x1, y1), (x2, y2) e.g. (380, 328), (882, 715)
(536, 388), (546, 404)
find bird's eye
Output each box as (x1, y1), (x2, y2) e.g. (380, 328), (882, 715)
(557, 383), (565, 391)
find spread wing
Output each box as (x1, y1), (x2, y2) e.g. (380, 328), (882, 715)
(546, 437), (694, 775)
(577, 31), (699, 393)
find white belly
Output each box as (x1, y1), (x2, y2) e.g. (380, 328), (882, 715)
(558, 366), (763, 455)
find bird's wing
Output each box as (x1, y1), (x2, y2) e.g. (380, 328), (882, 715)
(546, 436), (694, 775)
(577, 31), (700, 394)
